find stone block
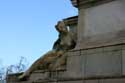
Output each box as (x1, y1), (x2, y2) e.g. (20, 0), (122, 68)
(81, 52), (86, 78)
(103, 45), (122, 52)
(85, 80), (99, 83)
(100, 78), (125, 83)
(66, 51), (83, 78)
(48, 82), (57, 83)
(122, 49), (125, 75)
(58, 71), (68, 79)
(50, 71), (58, 79)
(58, 81), (83, 83)
(81, 50), (86, 55)
(68, 51), (80, 56)
(85, 50), (121, 77)
(85, 47), (103, 55)
(9, 81), (30, 83)
(122, 45), (125, 50)
(29, 71), (50, 81)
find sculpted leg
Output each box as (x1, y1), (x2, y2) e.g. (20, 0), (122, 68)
(18, 50), (64, 80)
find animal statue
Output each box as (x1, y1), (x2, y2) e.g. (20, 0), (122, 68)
(18, 21), (76, 80)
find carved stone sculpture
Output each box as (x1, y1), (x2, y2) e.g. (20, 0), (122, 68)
(18, 21), (76, 80)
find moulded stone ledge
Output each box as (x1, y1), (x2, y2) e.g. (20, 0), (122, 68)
(71, 0), (115, 8)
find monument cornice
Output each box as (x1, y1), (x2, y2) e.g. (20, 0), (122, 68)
(63, 16), (78, 26)
(71, 0), (115, 8)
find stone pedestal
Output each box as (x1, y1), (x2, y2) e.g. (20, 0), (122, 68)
(74, 0), (125, 50)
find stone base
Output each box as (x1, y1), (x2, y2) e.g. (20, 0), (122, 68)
(6, 76), (125, 83)
(7, 44), (125, 83)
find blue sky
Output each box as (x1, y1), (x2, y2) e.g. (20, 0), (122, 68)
(0, 0), (77, 67)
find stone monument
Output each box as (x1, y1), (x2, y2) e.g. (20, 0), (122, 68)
(7, 0), (125, 83)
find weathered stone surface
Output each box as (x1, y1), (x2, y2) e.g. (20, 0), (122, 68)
(100, 78), (125, 83)
(83, 47), (103, 55)
(85, 48), (121, 77)
(85, 80), (99, 83)
(7, 45), (125, 83)
(58, 81), (83, 83)
(103, 45), (122, 52)
(7, 81), (30, 83)
(48, 82), (57, 83)
(66, 51), (83, 78)
(71, 0), (114, 8)
(122, 49), (125, 75)
(58, 71), (69, 79)
(75, 0), (125, 50)
(81, 51), (86, 78)
(29, 71), (50, 81)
